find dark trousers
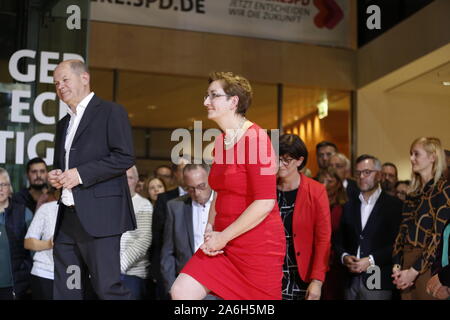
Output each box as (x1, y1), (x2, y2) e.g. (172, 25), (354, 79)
(31, 275), (53, 300)
(0, 287), (13, 300)
(53, 205), (132, 300)
(120, 274), (148, 300)
(345, 275), (393, 300)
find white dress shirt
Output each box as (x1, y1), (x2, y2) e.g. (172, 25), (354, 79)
(178, 186), (188, 197)
(342, 186), (382, 264)
(343, 179), (348, 189)
(60, 92), (94, 206)
(192, 191), (214, 252)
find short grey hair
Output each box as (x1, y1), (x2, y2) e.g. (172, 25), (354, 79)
(0, 167), (13, 194)
(355, 154), (382, 171)
(332, 153), (350, 170)
(128, 165), (139, 179)
(183, 163), (210, 175)
(67, 59), (89, 75)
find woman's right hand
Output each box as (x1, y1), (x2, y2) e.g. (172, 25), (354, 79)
(204, 223), (213, 242)
(201, 223), (225, 256)
(391, 264), (401, 283)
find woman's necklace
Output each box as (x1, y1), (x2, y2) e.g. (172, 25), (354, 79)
(224, 117), (246, 146)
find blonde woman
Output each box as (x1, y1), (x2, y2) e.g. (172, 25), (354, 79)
(392, 137), (450, 299)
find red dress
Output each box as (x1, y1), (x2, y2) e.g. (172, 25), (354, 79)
(181, 124), (286, 300)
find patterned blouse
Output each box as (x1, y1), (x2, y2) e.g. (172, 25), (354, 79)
(393, 178), (450, 274)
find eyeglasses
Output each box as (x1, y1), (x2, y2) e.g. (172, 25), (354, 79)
(279, 157), (296, 166)
(186, 183), (208, 193)
(0, 183), (11, 189)
(203, 93), (230, 101)
(355, 170), (378, 178)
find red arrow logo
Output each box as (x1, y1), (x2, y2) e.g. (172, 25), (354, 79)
(314, 0), (344, 29)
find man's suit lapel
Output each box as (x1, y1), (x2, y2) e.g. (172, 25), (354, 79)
(58, 116), (71, 170)
(183, 198), (195, 254)
(71, 94), (101, 146)
(353, 198), (363, 236)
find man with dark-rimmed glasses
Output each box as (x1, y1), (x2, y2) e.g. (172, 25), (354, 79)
(334, 154), (402, 300)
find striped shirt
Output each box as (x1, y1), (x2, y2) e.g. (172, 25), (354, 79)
(120, 193), (153, 279)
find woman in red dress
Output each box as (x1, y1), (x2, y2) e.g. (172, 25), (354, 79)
(170, 72), (285, 300)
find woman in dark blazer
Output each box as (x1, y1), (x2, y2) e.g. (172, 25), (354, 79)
(277, 134), (331, 300)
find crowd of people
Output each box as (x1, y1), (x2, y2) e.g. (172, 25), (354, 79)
(0, 62), (449, 300)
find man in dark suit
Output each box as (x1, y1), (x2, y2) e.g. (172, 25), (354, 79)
(160, 164), (213, 295)
(48, 60), (136, 300)
(150, 158), (188, 299)
(334, 154), (402, 300)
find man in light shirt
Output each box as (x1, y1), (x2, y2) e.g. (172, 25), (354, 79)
(121, 166), (152, 299)
(48, 60), (136, 299)
(334, 154), (402, 300)
(160, 164), (213, 297)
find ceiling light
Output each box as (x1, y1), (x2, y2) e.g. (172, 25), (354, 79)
(147, 105), (157, 110)
(442, 81), (450, 86)
(317, 97), (328, 120)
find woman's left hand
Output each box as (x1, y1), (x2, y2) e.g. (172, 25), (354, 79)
(200, 231), (227, 256)
(394, 268), (419, 290)
(305, 280), (322, 300)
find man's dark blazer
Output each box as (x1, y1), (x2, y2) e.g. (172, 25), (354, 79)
(53, 94), (136, 238)
(160, 195), (195, 293)
(345, 178), (360, 201)
(334, 190), (403, 290)
(150, 187), (181, 298)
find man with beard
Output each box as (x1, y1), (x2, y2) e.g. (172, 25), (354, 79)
(13, 158), (48, 214)
(380, 162), (398, 197)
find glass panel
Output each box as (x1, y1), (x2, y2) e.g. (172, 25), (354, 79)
(90, 68), (114, 101)
(247, 82), (278, 130)
(117, 71), (279, 166)
(282, 86), (351, 176)
(0, 0), (90, 191)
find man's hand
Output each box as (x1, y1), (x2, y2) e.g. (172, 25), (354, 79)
(343, 255), (359, 273)
(57, 168), (81, 189)
(352, 257), (371, 273)
(48, 169), (63, 189)
(305, 280), (322, 300)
